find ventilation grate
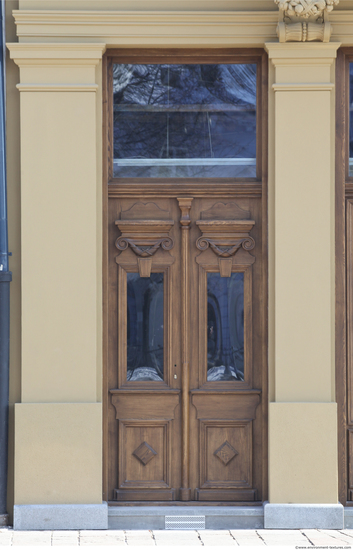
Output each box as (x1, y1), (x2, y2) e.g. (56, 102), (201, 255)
(165, 515), (205, 530)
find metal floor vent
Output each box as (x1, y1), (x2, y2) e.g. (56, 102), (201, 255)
(165, 515), (205, 530)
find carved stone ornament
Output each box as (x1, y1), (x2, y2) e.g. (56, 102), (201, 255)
(115, 220), (174, 258)
(274, 0), (339, 18)
(274, 0), (339, 42)
(196, 220), (255, 259)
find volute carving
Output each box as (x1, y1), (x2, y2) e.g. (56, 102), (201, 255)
(196, 220), (256, 259)
(274, 0), (339, 42)
(115, 219), (174, 277)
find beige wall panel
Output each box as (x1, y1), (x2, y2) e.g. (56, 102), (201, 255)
(14, 403), (102, 505)
(269, 403), (338, 503)
(275, 90), (333, 403)
(20, 66), (96, 85)
(20, 91), (98, 403)
(275, 65), (332, 85)
(6, 0), (20, 526)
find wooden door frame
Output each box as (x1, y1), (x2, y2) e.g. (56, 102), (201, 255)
(102, 48), (268, 503)
(336, 47), (353, 506)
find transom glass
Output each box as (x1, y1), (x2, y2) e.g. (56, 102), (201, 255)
(113, 64), (257, 178)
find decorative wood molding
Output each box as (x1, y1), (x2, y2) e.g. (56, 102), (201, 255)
(214, 441), (239, 465)
(196, 220), (256, 259)
(133, 441), (157, 465)
(115, 220), (174, 258)
(177, 197), (193, 503)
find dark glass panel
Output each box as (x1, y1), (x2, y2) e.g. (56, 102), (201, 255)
(113, 64), (256, 178)
(207, 272), (244, 382)
(349, 63), (353, 176)
(127, 273), (164, 382)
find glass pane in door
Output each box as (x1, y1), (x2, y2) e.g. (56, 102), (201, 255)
(127, 273), (164, 381)
(113, 64), (257, 178)
(207, 272), (244, 381)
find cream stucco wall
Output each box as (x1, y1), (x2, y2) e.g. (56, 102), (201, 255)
(6, 0), (353, 513)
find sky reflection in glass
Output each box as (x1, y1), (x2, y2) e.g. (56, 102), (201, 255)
(113, 64), (257, 178)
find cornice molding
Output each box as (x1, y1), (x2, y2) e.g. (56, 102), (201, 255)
(12, 9), (279, 45)
(10, 8), (353, 46)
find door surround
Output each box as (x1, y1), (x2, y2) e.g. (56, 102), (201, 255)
(102, 48), (269, 504)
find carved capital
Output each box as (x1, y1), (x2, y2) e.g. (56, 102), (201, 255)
(274, 0), (338, 41)
(274, 0), (339, 19)
(196, 219), (255, 259)
(115, 220), (174, 258)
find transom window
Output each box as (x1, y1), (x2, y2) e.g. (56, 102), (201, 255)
(112, 62), (258, 179)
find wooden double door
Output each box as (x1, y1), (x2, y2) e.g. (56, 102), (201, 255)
(107, 192), (266, 503)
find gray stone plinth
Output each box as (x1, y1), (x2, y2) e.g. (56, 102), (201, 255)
(108, 505), (264, 530)
(264, 503), (344, 529)
(344, 507), (353, 528)
(13, 502), (108, 530)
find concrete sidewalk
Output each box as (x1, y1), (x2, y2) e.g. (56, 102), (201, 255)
(1, 528), (353, 547)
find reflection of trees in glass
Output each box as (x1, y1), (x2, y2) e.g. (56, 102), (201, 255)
(349, 63), (353, 176)
(127, 273), (164, 382)
(207, 273), (244, 382)
(113, 64), (257, 178)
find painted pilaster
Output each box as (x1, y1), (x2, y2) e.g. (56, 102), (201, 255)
(7, 43), (107, 529)
(265, 41), (342, 528)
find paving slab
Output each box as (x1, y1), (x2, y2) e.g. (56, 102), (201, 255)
(153, 529), (202, 545)
(230, 530), (266, 545)
(198, 530), (237, 546)
(0, 528), (12, 546)
(257, 529), (311, 546)
(52, 530), (79, 546)
(319, 528), (353, 545)
(12, 530), (52, 546)
(125, 530), (155, 545)
(79, 530), (127, 546)
(302, 529), (351, 547)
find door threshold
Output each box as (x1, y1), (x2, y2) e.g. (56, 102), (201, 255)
(108, 504), (264, 530)
(109, 501), (263, 506)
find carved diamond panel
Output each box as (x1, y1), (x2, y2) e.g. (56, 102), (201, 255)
(214, 441), (238, 466)
(133, 441), (157, 465)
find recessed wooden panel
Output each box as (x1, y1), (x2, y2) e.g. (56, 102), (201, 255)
(199, 421), (252, 489)
(118, 420), (172, 489)
(192, 391), (260, 420)
(111, 391), (180, 420)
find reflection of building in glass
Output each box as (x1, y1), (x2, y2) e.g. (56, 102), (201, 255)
(207, 273), (244, 381)
(113, 64), (257, 178)
(127, 273), (164, 381)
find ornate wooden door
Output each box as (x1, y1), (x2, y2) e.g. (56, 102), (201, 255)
(107, 193), (265, 502)
(104, 49), (268, 504)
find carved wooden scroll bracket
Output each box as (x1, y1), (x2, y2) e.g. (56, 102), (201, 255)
(115, 219), (174, 277)
(196, 219), (255, 276)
